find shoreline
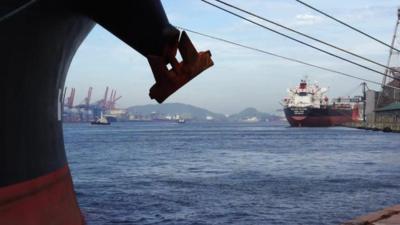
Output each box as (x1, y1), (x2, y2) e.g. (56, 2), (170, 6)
(342, 121), (400, 133)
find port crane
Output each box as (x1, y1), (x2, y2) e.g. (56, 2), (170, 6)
(64, 87), (75, 109)
(377, 8), (400, 107)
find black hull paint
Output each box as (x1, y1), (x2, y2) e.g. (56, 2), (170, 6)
(284, 106), (354, 127)
(91, 122), (111, 125)
(1, 5), (94, 187)
(1, 0), (176, 187)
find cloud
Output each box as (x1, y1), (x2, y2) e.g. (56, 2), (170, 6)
(294, 13), (323, 26)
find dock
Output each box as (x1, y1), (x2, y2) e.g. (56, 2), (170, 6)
(342, 205), (400, 225)
(344, 101), (400, 133)
(343, 121), (400, 133)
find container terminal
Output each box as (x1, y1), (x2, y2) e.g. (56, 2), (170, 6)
(62, 86), (128, 123)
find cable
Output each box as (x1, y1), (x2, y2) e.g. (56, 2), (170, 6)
(295, 0), (400, 53)
(0, 0), (37, 23)
(212, 0), (400, 74)
(344, 83), (363, 97)
(176, 26), (400, 90)
(200, 0), (400, 82)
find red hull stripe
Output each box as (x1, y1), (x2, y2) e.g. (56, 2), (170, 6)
(0, 165), (84, 225)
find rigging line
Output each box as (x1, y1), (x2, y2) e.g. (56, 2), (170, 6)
(200, 0), (400, 82)
(344, 83), (363, 97)
(0, 0), (37, 23)
(212, 0), (400, 74)
(295, 0), (400, 53)
(176, 26), (400, 90)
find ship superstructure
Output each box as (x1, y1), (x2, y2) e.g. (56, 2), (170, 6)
(284, 79), (329, 109)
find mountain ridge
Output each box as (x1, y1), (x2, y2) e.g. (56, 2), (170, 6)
(127, 103), (281, 122)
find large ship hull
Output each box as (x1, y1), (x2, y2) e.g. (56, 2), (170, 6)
(284, 106), (356, 127)
(1, 1), (179, 224)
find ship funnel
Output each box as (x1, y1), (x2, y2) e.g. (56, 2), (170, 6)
(148, 31), (214, 103)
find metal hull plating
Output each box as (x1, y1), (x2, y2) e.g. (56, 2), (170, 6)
(1, 1), (182, 224)
(0, 166), (84, 225)
(284, 106), (355, 127)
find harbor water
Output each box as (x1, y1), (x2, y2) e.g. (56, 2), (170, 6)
(64, 122), (400, 225)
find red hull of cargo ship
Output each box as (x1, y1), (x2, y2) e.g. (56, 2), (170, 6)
(284, 106), (359, 127)
(0, 166), (84, 225)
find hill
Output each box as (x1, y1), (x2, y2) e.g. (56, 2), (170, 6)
(228, 107), (281, 122)
(127, 103), (226, 121)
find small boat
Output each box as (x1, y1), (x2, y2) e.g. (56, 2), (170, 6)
(91, 113), (110, 125)
(177, 118), (185, 123)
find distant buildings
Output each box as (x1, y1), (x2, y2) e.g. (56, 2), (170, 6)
(375, 103), (400, 124)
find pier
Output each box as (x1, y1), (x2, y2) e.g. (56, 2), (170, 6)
(344, 102), (400, 133)
(343, 121), (400, 133)
(343, 205), (400, 225)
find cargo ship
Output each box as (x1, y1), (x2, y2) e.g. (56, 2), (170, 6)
(283, 79), (361, 127)
(1, 1), (212, 225)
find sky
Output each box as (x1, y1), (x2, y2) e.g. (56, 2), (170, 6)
(66, 0), (400, 115)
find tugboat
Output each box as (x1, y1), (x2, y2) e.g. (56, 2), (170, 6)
(91, 112), (110, 125)
(283, 79), (361, 127)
